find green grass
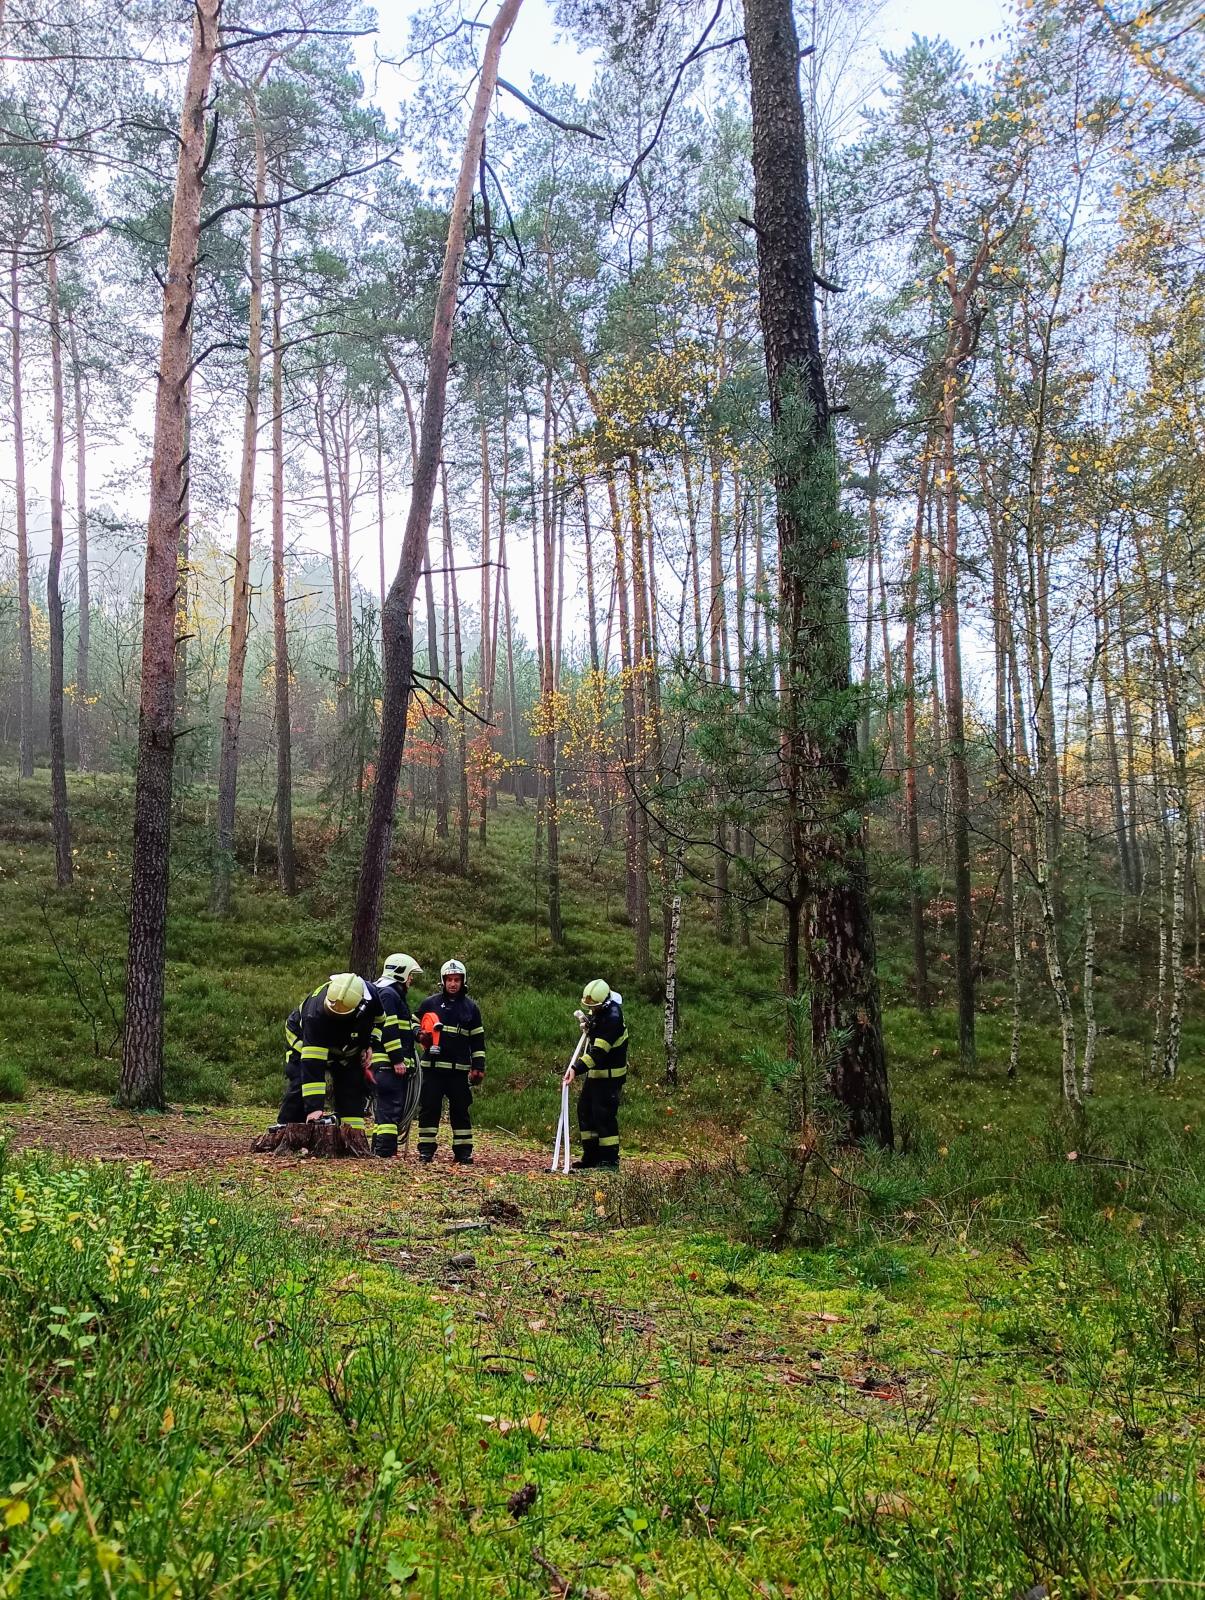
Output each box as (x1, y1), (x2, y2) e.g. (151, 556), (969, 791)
(3, 764), (1205, 1593)
(1, 765), (1199, 1148)
(3, 1135), (1205, 1596)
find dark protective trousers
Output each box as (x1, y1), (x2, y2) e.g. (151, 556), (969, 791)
(372, 1065), (412, 1158)
(578, 1076), (623, 1168)
(417, 1066), (473, 1162)
(278, 1055), (369, 1129)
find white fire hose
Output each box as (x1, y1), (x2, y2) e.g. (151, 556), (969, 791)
(550, 1029), (588, 1175)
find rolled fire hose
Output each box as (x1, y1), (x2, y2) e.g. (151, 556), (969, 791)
(550, 1031), (588, 1174)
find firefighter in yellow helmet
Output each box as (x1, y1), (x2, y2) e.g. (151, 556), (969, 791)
(274, 973), (402, 1133)
(564, 979), (628, 1169)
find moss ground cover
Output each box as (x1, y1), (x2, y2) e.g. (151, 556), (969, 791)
(2, 769), (1204, 1594)
(2, 1113), (1205, 1597)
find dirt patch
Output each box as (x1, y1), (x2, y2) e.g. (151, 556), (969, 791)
(0, 1095), (686, 1184)
(1, 1095), (265, 1177)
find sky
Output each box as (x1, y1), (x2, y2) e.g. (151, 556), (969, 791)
(12, 0), (1017, 672)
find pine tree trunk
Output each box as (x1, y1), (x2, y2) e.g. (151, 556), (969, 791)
(68, 318), (90, 772)
(211, 115), (265, 916)
(1081, 634), (1098, 1098)
(445, 474), (471, 879)
(708, 448), (732, 941)
(541, 375), (563, 945)
(903, 453), (930, 1008)
(583, 483), (600, 674)
(663, 852), (684, 1089)
(939, 351), (975, 1067)
(120, 0), (221, 1110)
(375, 395), (387, 607)
(270, 208), (295, 896)
(174, 372), (194, 793)
(478, 405), (492, 843)
(316, 400), (349, 727)
(9, 251), (34, 780)
(500, 520), (522, 808)
(744, 0), (891, 1146)
(42, 191), (73, 885)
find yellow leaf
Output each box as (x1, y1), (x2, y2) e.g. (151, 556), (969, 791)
(523, 1411), (548, 1439)
(2, 1498), (30, 1528)
(161, 1406), (175, 1434)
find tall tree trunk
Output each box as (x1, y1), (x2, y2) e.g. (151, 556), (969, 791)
(541, 374), (563, 945)
(316, 399), (349, 726)
(444, 472), (470, 878)
(211, 115), (266, 916)
(477, 403), (492, 841)
(1081, 623), (1099, 1098)
(42, 189), (73, 886)
(68, 318), (90, 772)
(345, 0), (525, 970)
(583, 483), (600, 674)
(939, 396), (975, 1067)
(708, 447), (732, 942)
(9, 251), (34, 780)
(744, 0), (891, 1147)
(120, 0), (222, 1110)
(1098, 579), (1133, 894)
(174, 371), (194, 792)
(270, 207), (295, 895)
(375, 394), (387, 607)
(903, 452), (931, 1009)
(500, 519), (522, 807)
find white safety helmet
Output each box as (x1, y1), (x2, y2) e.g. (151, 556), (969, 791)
(381, 952), (423, 986)
(440, 959), (467, 985)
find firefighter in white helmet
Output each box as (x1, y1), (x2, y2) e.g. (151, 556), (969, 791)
(370, 954), (423, 1158)
(414, 960), (486, 1164)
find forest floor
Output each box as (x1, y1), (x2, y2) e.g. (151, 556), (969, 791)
(4, 1087), (1205, 1597)
(3, 772), (1205, 1594)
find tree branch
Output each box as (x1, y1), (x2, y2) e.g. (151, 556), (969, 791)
(496, 77), (603, 139)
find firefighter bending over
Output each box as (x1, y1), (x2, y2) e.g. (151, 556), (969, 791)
(415, 959), (486, 1165)
(565, 979), (628, 1170)
(276, 973), (403, 1131)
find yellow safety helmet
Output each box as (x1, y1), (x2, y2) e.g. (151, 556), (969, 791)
(581, 979), (610, 1009)
(324, 973), (366, 1015)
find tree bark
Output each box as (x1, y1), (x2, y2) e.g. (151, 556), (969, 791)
(744, 0), (892, 1146)
(211, 113), (266, 916)
(270, 206), (295, 895)
(42, 190), (73, 886)
(68, 318), (90, 772)
(120, 0), (222, 1110)
(316, 396), (349, 725)
(9, 251), (34, 780)
(541, 375), (563, 945)
(583, 483), (600, 674)
(939, 395), (975, 1066)
(444, 470), (470, 873)
(708, 447), (732, 941)
(903, 452), (931, 1008)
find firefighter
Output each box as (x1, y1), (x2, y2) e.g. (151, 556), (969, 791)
(565, 979), (628, 1170)
(275, 973), (402, 1132)
(414, 959), (486, 1165)
(371, 953), (423, 1158)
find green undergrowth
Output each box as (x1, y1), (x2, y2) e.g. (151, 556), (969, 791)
(1, 768), (1200, 1154)
(3, 1140), (1205, 1597)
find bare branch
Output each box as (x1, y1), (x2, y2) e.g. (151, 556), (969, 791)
(496, 77), (603, 139)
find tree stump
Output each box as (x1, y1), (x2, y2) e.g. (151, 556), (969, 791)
(251, 1123), (371, 1158)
